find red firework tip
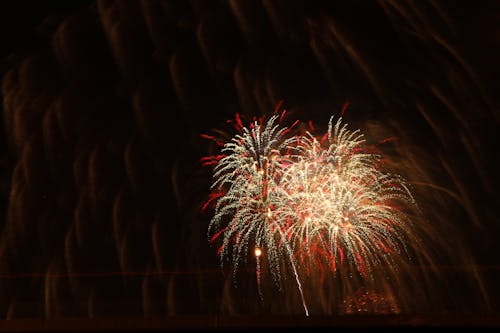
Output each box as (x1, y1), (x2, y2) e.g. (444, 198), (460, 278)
(330, 254), (337, 273)
(210, 227), (228, 243)
(235, 112), (243, 130)
(308, 120), (315, 131)
(280, 109), (287, 123)
(201, 191), (224, 211)
(378, 136), (398, 145)
(274, 99), (285, 115)
(338, 245), (345, 265)
(200, 154), (225, 166)
(341, 101), (350, 117)
(200, 133), (214, 140)
(282, 119), (299, 136)
(200, 134), (224, 146)
(320, 132), (329, 143)
(355, 252), (367, 277)
(377, 240), (393, 254)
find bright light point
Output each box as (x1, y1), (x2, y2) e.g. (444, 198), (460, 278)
(267, 208), (272, 218)
(254, 247), (262, 257)
(334, 225), (339, 232)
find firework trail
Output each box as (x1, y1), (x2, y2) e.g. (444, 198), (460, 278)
(204, 111), (433, 315)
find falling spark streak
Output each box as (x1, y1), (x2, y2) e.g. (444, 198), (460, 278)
(204, 113), (422, 315)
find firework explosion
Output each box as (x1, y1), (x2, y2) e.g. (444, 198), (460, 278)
(203, 111), (435, 315)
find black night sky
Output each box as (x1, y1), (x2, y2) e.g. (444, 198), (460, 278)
(0, 1), (499, 331)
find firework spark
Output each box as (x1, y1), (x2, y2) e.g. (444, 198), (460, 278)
(204, 112), (430, 315)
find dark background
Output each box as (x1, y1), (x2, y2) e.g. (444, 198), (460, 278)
(0, 0), (499, 330)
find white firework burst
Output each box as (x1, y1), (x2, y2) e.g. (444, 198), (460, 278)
(206, 114), (427, 315)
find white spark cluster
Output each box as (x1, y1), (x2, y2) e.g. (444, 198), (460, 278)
(207, 114), (420, 314)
